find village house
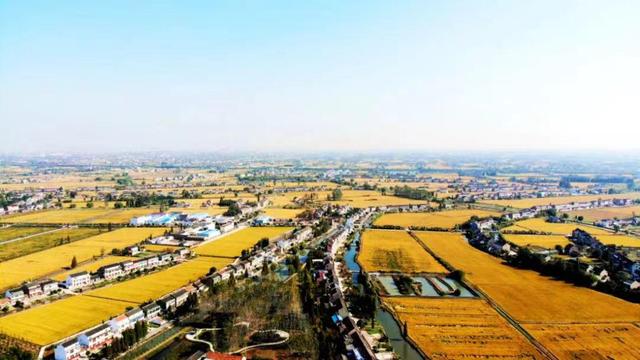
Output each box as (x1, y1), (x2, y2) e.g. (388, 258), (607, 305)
(78, 323), (113, 352)
(146, 255), (160, 268)
(109, 314), (130, 335)
(126, 307), (145, 324)
(172, 288), (189, 307)
(121, 260), (136, 273)
(4, 288), (26, 305)
(142, 303), (162, 319)
(54, 338), (82, 360)
(99, 263), (123, 280)
(157, 294), (177, 312)
(64, 272), (91, 290)
(40, 279), (59, 295)
(21, 282), (44, 299)
(124, 245), (141, 256)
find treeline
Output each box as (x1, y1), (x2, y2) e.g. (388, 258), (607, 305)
(392, 185), (433, 200)
(240, 237), (270, 260)
(105, 192), (176, 208)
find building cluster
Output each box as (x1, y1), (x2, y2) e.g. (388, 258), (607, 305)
(503, 198), (634, 222)
(2, 248), (191, 309)
(0, 192), (54, 216)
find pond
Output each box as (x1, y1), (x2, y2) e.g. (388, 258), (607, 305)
(345, 232), (361, 285)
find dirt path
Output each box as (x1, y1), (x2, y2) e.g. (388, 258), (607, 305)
(0, 226), (74, 246)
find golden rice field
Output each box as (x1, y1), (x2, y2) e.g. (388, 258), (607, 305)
(525, 323), (640, 359)
(51, 256), (136, 281)
(384, 297), (544, 359)
(359, 230), (446, 273)
(86, 257), (227, 303)
(267, 191), (331, 207)
(502, 234), (570, 248)
(0, 227), (102, 262)
(0, 256), (230, 345)
(414, 231), (640, 323)
(502, 218), (612, 235)
(0, 226), (52, 242)
(374, 209), (500, 229)
(261, 208), (304, 219)
(144, 244), (180, 252)
(0, 227), (166, 290)
(327, 190), (432, 208)
(480, 192), (640, 209)
(195, 227), (293, 258)
(591, 234), (640, 247)
(0, 208), (166, 224)
(0, 295), (133, 345)
(566, 205), (640, 221)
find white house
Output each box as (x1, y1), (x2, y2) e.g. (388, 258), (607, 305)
(41, 279), (59, 295)
(65, 272), (91, 290)
(54, 338), (82, 360)
(78, 323), (113, 352)
(109, 314), (130, 335)
(99, 264), (123, 280)
(126, 307), (145, 325)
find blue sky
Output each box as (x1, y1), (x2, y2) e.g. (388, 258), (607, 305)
(1, 1), (639, 153)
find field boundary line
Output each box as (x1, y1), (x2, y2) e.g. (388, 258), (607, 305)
(82, 293), (141, 305)
(409, 231), (558, 360)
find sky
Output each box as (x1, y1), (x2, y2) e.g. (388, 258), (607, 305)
(1, 1), (639, 154)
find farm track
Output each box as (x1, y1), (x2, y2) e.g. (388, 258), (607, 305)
(408, 231), (558, 360)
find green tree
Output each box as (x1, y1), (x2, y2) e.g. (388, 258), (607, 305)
(71, 256), (77, 269)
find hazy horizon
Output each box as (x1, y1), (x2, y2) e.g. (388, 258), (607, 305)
(2, 1), (640, 153)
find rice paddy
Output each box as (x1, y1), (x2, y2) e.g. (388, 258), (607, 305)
(502, 234), (571, 248)
(0, 227), (102, 262)
(261, 208), (304, 219)
(502, 218), (612, 235)
(1, 208), (165, 224)
(384, 297), (544, 359)
(195, 226), (293, 258)
(374, 209), (500, 229)
(0, 227), (166, 290)
(359, 229), (447, 273)
(566, 205), (640, 222)
(480, 193), (640, 209)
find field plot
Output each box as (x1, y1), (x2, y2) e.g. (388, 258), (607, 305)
(374, 209), (499, 229)
(51, 256), (136, 281)
(326, 190), (432, 208)
(0, 208), (170, 224)
(268, 191), (331, 207)
(0, 226), (51, 242)
(195, 227), (293, 258)
(567, 205), (640, 221)
(502, 234), (570, 248)
(414, 232), (640, 323)
(261, 208), (304, 219)
(0, 228), (166, 290)
(525, 323), (640, 359)
(592, 234), (640, 247)
(86, 257), (226, 303)
(0, 295), (133, 345)
(480, 192), (640, 209)
(144, 244), (179, 252)
(384, 297), (543, 359)
(502, 218), (611, 235)
(359, 230), (446, 273)
(0, 227), (101, 262)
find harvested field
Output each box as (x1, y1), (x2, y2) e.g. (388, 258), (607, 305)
(525, 323), (640, 359)
(414, 231), (640, 323)
(359, 229), (446, 273)
(0, 227), (166, 290)
(502, 218), (612, 235)
(566, 205), (640, 222)
(0, 227), (101, 262)
(502, 234), (570, 248)
(195, 227), (293, 258)
(374, 209), (499, 229)
(384, 297), (544, 359)
(480, 193), (640, 209)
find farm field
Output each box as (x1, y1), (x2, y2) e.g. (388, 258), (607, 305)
(195, 226), (293, 258)
(86, 257), (226, 303)
(144, 244), (180, 252)
(480, 192), (640, 209)
(51, 256), (136, 281)
(566, 205), (640, 221)
(0, 226), (52, 242)
(359, 230), (446, 273)
(0, 227), (166, 290)
(591, 234), (640, 247)
(0, 227), (102, 262)
(525, 323), (640, 359)
(502, 218), (612, 235)
(374, 209), (499, 229)
(0, 295), (132, 345)
(502, 234), (570, 248)
(326, 190), (432, 208)
(0, 208), (167, 224)
(261, 208), (304, 219)
(384, 297), (544, 359)
(268, 191), (331, 207)
(414, 231), (640, 323)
